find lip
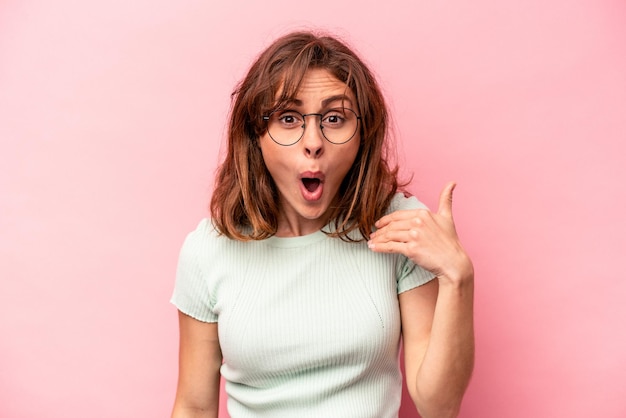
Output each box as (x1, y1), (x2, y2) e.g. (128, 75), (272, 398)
(299, 171), (325, 182)
(299, 171), (325, 201)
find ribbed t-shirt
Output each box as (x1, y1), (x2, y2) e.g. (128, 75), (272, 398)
(171, 193), (436, 417)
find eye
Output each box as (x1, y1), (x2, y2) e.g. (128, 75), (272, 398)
(276, 111), (303, 128)
(322, 110), (346, 128)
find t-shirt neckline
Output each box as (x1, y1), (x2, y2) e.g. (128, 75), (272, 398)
(265, 229), (328, 248)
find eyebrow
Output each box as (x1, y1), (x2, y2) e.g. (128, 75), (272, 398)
(284, 94), (355, 109)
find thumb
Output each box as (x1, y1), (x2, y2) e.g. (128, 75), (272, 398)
(437, 181), (456, 218)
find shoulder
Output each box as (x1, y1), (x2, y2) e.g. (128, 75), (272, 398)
(385, 192), (429, 215)
(178, 219), (228, 262)
(182, 219), (219, 248)
(187, 218), (219, 239)
(180, 218), (258, 264)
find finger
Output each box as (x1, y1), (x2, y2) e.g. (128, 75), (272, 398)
(437, 181), (456, 218)
(375, 209), (428, 229)
(367, 238), (411, 255)
(369, 229), (415, 245)
(375, 210), (407, 228)
(374, 218), (423, 236)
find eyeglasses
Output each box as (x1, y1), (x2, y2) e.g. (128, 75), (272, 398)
(262, 108), (361, 146)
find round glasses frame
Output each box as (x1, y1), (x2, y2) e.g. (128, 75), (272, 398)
(262, 108), (361, 146)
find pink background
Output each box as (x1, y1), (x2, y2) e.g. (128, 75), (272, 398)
(1, 1), (625, 417)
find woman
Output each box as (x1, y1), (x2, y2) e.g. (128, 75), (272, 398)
(171, 31), (474, 418)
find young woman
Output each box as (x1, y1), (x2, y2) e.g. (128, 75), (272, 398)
(171, 31), (474, 418)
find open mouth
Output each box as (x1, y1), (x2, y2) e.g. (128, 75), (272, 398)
(302, 178), (321, 193)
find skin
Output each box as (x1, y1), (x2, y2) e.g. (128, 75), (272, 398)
(259, 68), (361, 237)
(369, 182), (475, 417)
(172, 314), (221, 418)
(172, 69), (361, 418)
(172, 69), (474, 418)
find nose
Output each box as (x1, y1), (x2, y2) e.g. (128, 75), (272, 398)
(301, 114), (324, 158)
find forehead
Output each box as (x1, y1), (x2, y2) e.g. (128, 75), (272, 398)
(275, 68), (356, 108)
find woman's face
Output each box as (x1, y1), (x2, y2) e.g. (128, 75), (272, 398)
(259, 68), (361, 237)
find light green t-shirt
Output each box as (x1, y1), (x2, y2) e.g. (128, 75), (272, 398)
(171, 193), (435, 418)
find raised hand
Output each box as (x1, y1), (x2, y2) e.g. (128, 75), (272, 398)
(368, 182), (473, 285)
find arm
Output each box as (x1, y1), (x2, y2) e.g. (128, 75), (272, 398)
(400, 273), (474, 417)
(171, 311), (223, 418)
(368, 182), (475, 417)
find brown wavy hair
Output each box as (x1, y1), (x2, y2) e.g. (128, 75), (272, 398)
(210, 31), (401, 241)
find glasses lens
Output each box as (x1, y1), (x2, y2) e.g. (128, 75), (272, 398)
(266, 108), (359, 146)
(320, 108), (359, 144)
(267, 110), (305, 146)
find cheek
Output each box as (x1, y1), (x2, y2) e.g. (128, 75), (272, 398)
(341, 141), (361, 171)
(259, 136), (277, 166)
(259, 137), (290, 180)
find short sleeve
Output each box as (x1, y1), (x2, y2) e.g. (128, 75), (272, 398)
(396, 256), (436, 294)
(170, 219), (218, 323)
(388, 193), (437, 294)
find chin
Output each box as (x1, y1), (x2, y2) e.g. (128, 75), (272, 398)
(300, 202), (331, 220)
